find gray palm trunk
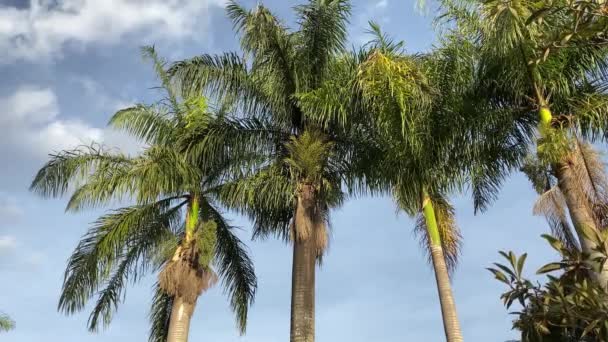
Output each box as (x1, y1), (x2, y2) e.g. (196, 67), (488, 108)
(167, 297), (196, 342)
(430, 245), (464, 342)
(290, 234), (316, 342)
(290, 184), (318, 342)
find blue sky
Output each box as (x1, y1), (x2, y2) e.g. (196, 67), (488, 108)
(0, 0), (562, 341)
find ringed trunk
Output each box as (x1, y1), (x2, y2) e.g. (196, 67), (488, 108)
(290, 184), (317, 342)
(422, 193), (464, 342)
(167, 296), (196, 342)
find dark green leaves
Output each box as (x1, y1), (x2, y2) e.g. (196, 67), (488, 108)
(491, 234), (608, 339)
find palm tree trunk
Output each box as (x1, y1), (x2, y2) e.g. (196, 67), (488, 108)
(553, 158), (608, 288)
(165, 195), (199, 342)
(538, 107), (608, 288)
(167, 296), (196, 342)
(422, 193), (464, 342)
(290, 185), (316, 342)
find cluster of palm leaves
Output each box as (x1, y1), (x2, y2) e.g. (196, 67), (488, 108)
(24, 0), (608, 341)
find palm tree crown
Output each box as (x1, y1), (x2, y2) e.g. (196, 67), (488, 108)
(30, 47), (257, 342)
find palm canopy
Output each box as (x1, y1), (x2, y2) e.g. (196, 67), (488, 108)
(30, 47), (256, 341)
(168, 0), (379, 248)
(438, 0), (608, 137)
(300, 24), (534, 269)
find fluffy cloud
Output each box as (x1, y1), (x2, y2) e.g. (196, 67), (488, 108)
(0, 0), (224, 63)
(0, 86), (103, 159)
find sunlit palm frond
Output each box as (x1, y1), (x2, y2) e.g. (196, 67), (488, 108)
(108, 105), (175, 146)
(357, 49), (432, 153)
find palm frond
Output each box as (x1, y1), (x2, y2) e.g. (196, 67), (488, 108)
(148, 283), (173, 342)
(204, 202), (256, 334)
(58, 199), (186, 324)
(168, 52), (272, 118)
(294, 0), (351, 87)
(534, 186), (580, 251)
(573, 139), (608, 204)
(30, 144), (132, 198)
(64, 146), (199, 211)
(108, 105), (175, 146)
(141, 45), (180, 113)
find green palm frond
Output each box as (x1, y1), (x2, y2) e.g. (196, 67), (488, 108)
(30, 144), (132, 198)
(64, 146), (200, 211)
(149, 283), (173, 342)
(108, 105), (175, 146)
(181, 116), (287, 170)
(58, 199), (186, 324)
(141, 45), (180, 112)
(296, 50), (364, 130)
(213, 165), (295, 241)
(294, 0), (351, 86)
(284, 131), (334, 184)
(576, 92), (608, 142)
(364, 21), (405, 54)
(168, 52), (272, 118)
(204, 202), (256, 334)
(358, 49), (432, 142)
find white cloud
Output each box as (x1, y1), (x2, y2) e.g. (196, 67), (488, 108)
(375, 0), (389, 9)
(0, 235), (17, 253)
(0, 86), (103, 159)
(0, 0), (224, 63)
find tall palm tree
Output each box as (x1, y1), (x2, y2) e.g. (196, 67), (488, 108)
(0, 313), (14, 332)
(439, 0), (608, 287)
(30, 47), (256, 342)
(300, 25), (532, 341)
(168, 2), (376, 341)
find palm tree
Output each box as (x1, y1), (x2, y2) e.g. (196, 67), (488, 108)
(168, 2), (376, 341)
(0, 313), (14, 332)
(30, 47), (256, 342)
(439, 0), (608, 287)
(300, 25), (532, 341)
(521, 137), (608, 254)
